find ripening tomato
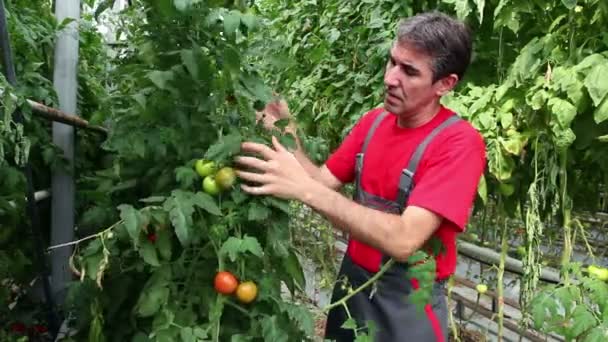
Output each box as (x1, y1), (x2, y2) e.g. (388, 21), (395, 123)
(215, 167), (236, 190)
(214, 271), (238, 295)
(236, 281), (258, 304)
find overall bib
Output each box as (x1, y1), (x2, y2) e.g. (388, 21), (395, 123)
(324, 111), (461, 342)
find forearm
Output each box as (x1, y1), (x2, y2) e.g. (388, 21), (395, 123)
(300, 181), (414, 262)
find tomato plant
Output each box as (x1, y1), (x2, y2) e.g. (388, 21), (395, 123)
(55, 1), (315, 341)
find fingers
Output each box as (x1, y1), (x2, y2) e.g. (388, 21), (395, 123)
(240, 142), (276, 160)
(240, 183), (272, 196)
(235, 170), (269, 184)
(234, 156), (269, 171)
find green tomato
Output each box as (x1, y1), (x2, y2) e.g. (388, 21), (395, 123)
(203, 176), (220, 196)
(516, 246), (526, 257)
(596, 268), (608, 281)
(195, 159), (216, 178)
(476, 284), (488, 294)
(588, 265), (608, 281)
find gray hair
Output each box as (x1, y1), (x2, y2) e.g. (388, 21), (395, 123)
(397, 12), (473, 82)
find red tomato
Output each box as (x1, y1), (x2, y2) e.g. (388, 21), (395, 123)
(214, 271), (238, 295)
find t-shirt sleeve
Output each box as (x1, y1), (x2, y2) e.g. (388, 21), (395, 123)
(407, 126), (486, 231)
(325, 108), (384, 183)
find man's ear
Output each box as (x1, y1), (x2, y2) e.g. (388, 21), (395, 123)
(435, 74), (459, 96)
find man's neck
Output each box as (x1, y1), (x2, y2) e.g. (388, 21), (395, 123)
(396, 102), (442, 128)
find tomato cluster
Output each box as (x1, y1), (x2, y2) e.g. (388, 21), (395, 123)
(214, 271), (258, 304)
(195, 160), (237, 196)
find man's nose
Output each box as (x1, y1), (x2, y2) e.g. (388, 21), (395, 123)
(384, 66), (400, 87)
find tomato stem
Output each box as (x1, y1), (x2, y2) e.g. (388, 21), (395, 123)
(322, 258), (395, 312)
(225, 300), (253, 318)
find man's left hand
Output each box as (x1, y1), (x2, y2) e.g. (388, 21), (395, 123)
(235, 136), (314, 200)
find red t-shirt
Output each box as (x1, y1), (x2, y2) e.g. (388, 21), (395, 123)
(326, 106), (486, 280)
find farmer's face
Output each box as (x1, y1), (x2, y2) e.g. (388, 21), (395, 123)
(383, 42), (444, 116)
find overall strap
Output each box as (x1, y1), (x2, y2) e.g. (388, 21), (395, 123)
(396, 114), (461, 210)
(355, 111), (389, 199)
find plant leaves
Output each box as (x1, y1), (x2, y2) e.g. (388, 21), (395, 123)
(219, 235), (263, 262)
(139, 241), (160, 266)
(594, 96), (608, 124)
(163, 190), (195, 246)
(561, 0), (577, 9)
(583, 324), (608, 342)
(570, 305), (597, 338)
(192, 192), (221, 215)
(248, 202), (271, 221)
(204, 132), (242, 163)
(148, 70), (174, 90)
(548, 97), (577, 128)
(135, 266), (172, 317)
(584, 62), (608, 106)
(181, 49), (198, 78)
(118, 204), (140, 243)
(261, 316), (289, 342)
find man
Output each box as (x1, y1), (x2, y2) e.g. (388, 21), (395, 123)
(235, 11), (486, 342)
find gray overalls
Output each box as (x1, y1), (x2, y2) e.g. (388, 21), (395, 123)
(324, 111), (461, 341)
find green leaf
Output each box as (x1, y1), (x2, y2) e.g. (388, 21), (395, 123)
(156, 229), (173, 261)
(181, 49), (198, 78)
(136, 266), (172, 317)
(148, 70), (174, 90)
(173, 0), (192, 11)
(561, 0), (577, 9)
(473, 0), (485, 23)
(219, 235), (264, 262)
(224, 10), (241, 38)
(341, 318), (357, 330)
(248, 202), (271, 221)
(118, 204), (140, 243)
(240, 73), (272, 103)
(263, 197), (291, 214)
(140, 196), (166, 203)
(548, 97), (577, 128)
(175, 166), (197, 189)
(241, 13), (257, 30)
(279, 302), (314, 336)
(163, 190), (195, 246)
(139, 241), (160, 266)
(584, 62), (608, 106)
(89, 309), (105, 342)
(179, 327), (195, 342)
(223, 46), (240, 73)
(204, 132), (242, 163)
(477, 174), (487, 204)
(192, 192), (222, 215)
(583, 324), (608, 342)
(570, 305), (597, 338)
(261, 316), (289, 342)
(555, 286), (579, 315)
(282, 250), (306, 291)
(594, 97), (608, 124)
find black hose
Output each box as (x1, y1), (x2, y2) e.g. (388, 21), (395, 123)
(0, 0), (61, 337)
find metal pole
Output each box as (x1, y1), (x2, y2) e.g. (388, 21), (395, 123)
(0, 0), (60, 335)
(51, 0), (80, 303)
